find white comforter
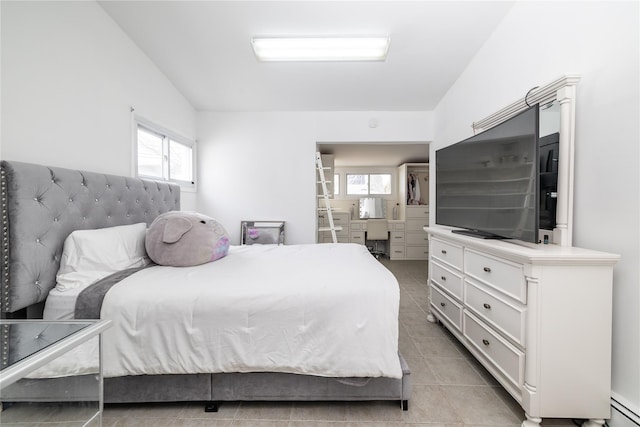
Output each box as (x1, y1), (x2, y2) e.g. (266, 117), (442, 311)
(101, 243), (402, 379)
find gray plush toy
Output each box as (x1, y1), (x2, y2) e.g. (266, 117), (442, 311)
(145, 211), (230, 267)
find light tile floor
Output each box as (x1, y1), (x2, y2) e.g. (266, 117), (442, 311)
(1, 259), (577, 427)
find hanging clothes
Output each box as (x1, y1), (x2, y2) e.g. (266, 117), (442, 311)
(407, 174), (415, 204)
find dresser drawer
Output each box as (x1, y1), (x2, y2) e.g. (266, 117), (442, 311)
(406, 218), (429, 232)
(406, 205), (429, 218)
(431, 285), (462, 331)
(431, 261), (463, 300)
(431, 238), (463, 270)
(390, 222), (405, 231)
(463, 311), (524, 389)
(464, 249), (525, 303)
(406, 246), (429, 259)
(332, 213), (349, 225)
(350, 221), (365, 231)
(320, 234), (350, 244)
(464, 280), (526, 346)
(390, 244), (405, 259)
(406, 232), (429, 246)
(390, 231), (405, 243)
(319, 227), (348, 239)
(350, 231), (365, 244)
(319, 212), (349, 226)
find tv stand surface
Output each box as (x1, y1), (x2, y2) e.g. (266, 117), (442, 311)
(425, 227), (619, 427)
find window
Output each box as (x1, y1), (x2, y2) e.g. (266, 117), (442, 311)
(134, 117), (196, 190)
(333, 174), (340, 195)
(346, 173), (391, 195)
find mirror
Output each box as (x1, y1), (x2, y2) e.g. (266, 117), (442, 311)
(359, 197), (387, 219)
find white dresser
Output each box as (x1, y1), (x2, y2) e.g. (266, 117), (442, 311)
(425, 227), (619, 427)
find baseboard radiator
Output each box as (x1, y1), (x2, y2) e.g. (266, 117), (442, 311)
(612, 393), (640, 426)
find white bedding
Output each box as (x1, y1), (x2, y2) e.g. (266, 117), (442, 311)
(83, 243), (400, 379)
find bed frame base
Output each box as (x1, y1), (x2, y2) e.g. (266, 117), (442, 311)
(2, 355), (411, 411)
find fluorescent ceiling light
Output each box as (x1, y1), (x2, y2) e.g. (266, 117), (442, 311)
(251, 36), (390, 62)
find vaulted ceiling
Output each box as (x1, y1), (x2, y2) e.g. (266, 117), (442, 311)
(99, 1), (514, 112)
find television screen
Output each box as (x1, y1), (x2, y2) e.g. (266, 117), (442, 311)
(435, 105), (540, 243)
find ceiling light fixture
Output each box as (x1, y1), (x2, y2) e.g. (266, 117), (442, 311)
(251, 36), (390, 62)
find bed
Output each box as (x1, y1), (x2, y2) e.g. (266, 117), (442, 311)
(0, 160), (411, 410)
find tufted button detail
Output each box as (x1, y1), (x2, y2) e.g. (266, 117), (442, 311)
(35, 280), (39, 285)
(36, 238), (40, 243)
(69, 198), (73, 202)
(95, 198), (99, 202)
(53, 217), (59, 222)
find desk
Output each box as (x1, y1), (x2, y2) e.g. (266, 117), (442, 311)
(0, 319), (111, 425)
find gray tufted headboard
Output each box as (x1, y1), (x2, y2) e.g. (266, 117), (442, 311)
(0, 160), (180, 317)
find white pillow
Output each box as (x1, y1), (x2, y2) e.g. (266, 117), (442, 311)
(56, 223), (149, 291)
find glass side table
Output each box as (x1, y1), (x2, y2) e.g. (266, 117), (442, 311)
(0, 319), (111, 426)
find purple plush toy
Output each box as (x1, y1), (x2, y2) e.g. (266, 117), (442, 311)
(145, 211), (230, 267)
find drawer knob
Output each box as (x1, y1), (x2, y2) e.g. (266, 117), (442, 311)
(441, 249), (447, 254)
(440, 302), (446, 307)
(482, 339), (490, 346)
(483, 303), (491, 310)
(483, 267), (491, 273)
(441, 276), (446, 281)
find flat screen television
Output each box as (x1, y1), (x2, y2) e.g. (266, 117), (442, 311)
(435, 105), (540, 243)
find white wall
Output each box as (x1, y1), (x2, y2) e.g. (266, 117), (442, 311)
(197, 111), (432, 244)
(1, 1), (197, 210)
(432, 1), (639, 422)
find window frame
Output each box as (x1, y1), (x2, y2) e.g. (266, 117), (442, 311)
(133, 116), (197, 192)
(345, 172), (392, 196)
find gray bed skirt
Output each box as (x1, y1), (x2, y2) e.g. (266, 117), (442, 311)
(3, 354), (411, 409)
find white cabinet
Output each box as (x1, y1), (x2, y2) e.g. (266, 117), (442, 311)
(398, 163), (429, 260)
(318, 211), (349, 243)
(349, 220), (367, 245)
(405, 206), (429, 260)
(388, 221), (406, 260)
(426, 227), (619, 427)
(349, 220), (366, 245)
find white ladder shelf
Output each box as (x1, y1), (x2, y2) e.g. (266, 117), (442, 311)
(316, 152), (342, 243)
